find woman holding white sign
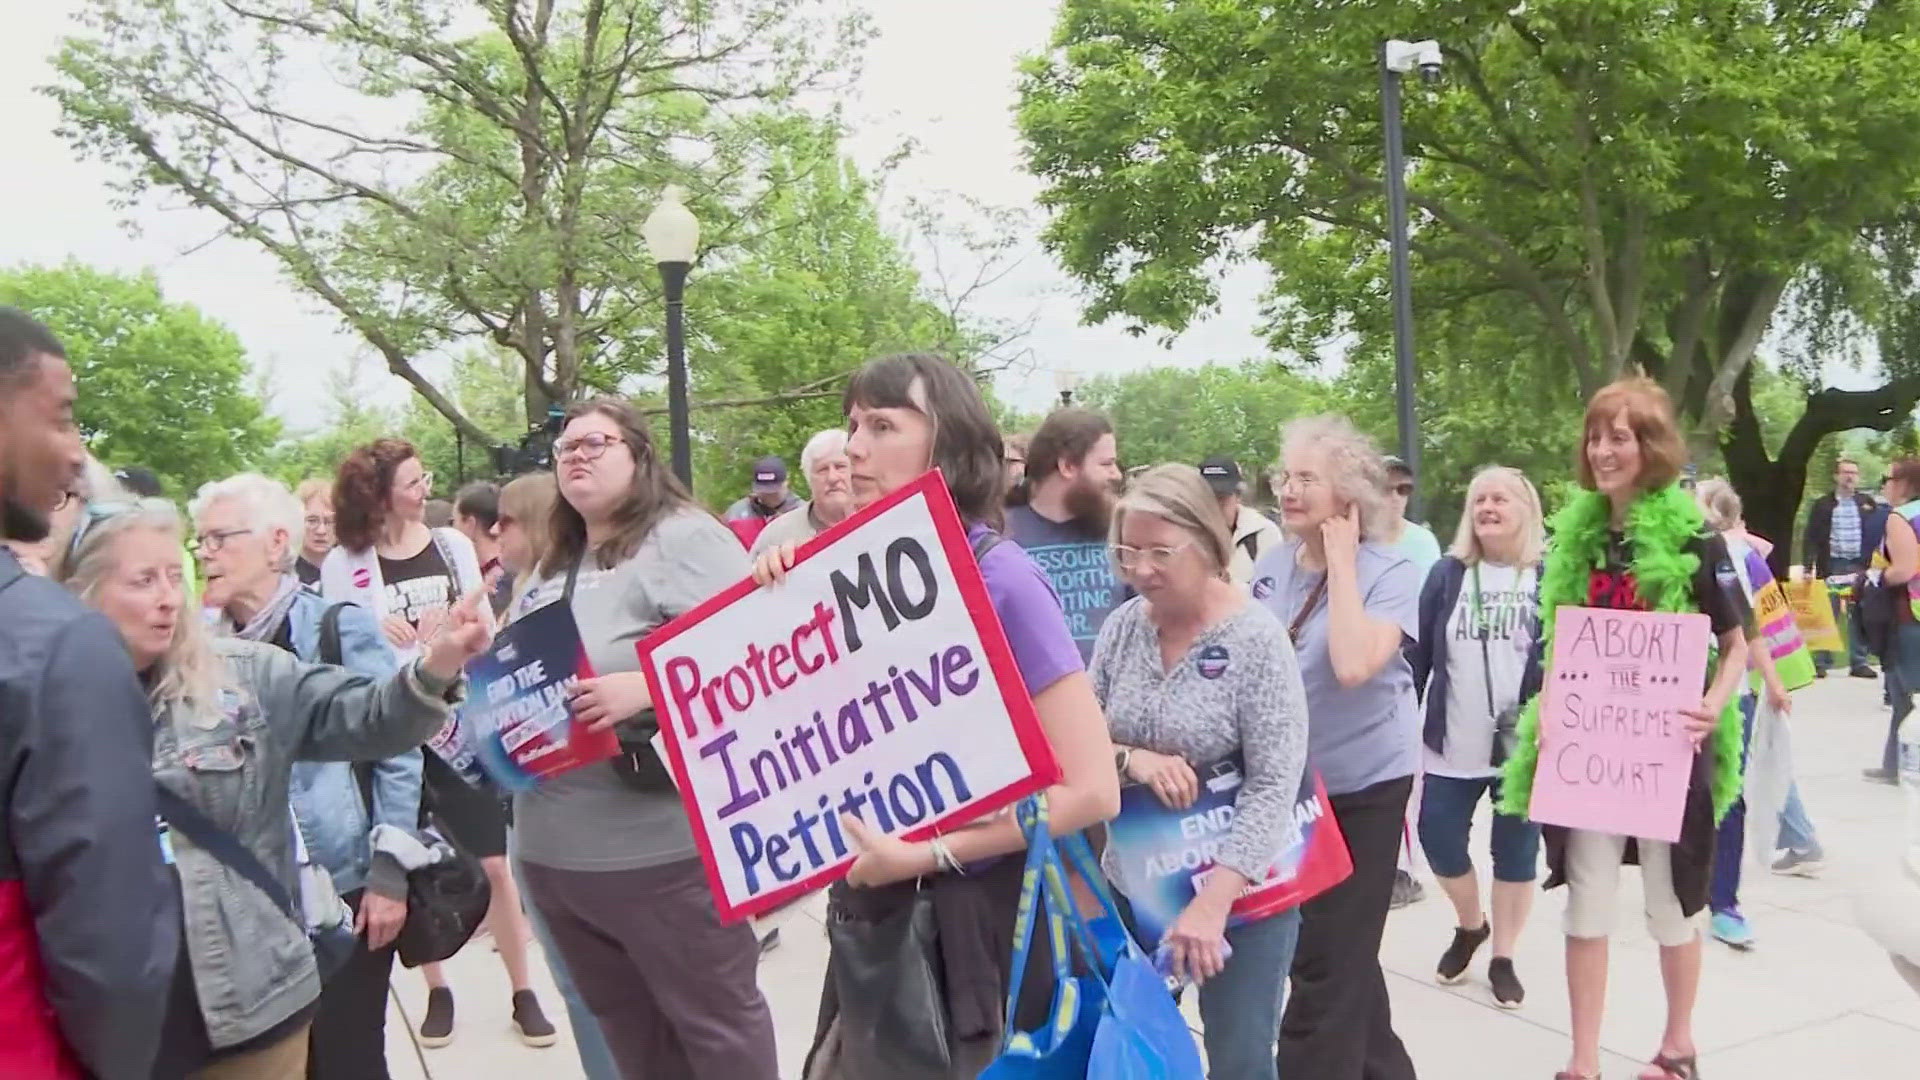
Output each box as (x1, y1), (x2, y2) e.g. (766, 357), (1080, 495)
(1498, 378), (1750, 1080)
(1090, 464), (1308, 1080)
(754, 353), (1120, 1078)
(1409, 465), (1545, 1010)
(1246, 415), (1421, 1080)
(508, 398), (779, 1079)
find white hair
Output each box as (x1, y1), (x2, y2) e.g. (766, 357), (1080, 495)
(801, 428), (849, 477)
(190, 473), (304, 571)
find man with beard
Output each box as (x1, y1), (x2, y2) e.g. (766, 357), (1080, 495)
(753, 430), (854, 553)
(0, 307), (179, 1078)
(1006, 407), (1126, 660)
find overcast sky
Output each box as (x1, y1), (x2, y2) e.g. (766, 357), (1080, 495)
(0, 1), (1272, 438)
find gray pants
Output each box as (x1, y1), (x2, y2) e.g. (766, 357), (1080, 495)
(519, 857), (778, 1080)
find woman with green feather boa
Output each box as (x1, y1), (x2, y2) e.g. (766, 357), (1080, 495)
(1498, 379), (1751, 1080)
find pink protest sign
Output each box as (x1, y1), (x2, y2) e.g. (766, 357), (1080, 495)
(1528, 606), (1712, 843)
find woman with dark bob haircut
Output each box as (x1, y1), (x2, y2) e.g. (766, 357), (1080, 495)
(752, 354), (1120, 1078)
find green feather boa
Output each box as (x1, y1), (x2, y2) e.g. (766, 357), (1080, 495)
(1497, 483), (1746, 825)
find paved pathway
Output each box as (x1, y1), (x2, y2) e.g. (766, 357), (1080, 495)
(381, 674), (1919, 1078)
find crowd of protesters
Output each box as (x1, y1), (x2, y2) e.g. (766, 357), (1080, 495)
(2, 297), (1916, 1080)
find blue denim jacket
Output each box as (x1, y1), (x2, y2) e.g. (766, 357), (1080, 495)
(282, 587), (424, 899)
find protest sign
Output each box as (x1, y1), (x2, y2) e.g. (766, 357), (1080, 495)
(639, 470), (1060, 923)
(1103, 756), (1351, 949)
(1528, 606), (1712, 842)
(1737, 548), (1814, 692)
(1785, 578), (1845, 654)
(461, 601), (618, 791)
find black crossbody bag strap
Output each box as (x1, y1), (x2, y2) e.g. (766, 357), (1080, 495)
(153, 785), (299, 922)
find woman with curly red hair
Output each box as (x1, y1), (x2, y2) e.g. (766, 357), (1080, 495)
(321, 437), (555, 1050)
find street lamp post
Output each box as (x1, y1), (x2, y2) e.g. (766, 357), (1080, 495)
(1381, 38), (1440, 522)
(643, 185), (701, 490)
(1054, 369), (1083, 409)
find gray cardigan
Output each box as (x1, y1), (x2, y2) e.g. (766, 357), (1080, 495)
(155, 638), (455, 1049)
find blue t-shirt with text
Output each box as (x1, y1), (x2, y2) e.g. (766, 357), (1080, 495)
(1006, 504), (1126, 662)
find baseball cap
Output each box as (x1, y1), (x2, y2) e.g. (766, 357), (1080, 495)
(112, 466), (165, 498)
(751, 456), (788, 492)
(1197, 456), (1242, 496)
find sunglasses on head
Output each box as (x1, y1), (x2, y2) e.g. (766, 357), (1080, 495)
(66, 498), (171, 562)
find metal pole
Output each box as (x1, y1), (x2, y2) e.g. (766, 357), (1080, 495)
(1381, 46), (1425, 521)
(660, 260), (693, 490)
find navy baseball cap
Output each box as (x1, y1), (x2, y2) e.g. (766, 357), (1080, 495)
(751, 456), (788, 492)
(1197, 456), (1241, 496)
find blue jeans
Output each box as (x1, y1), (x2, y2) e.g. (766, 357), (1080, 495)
(1710, 696), (1757, 916)
(508, 836), (619, 1080)
(1818, 557), (1870, 672)
(1197, 907), (1303, 1080)
(1777, 782), (1822, 854)
(1886, 623), (1920, 773)
(1415, 774), (1541, 883)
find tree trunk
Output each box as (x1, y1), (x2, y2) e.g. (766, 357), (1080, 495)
(1722, 366), (1920, 577)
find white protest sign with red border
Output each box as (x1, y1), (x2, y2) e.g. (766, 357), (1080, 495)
(638, 470), (1061, 923)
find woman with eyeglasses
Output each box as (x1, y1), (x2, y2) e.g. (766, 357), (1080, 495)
(321, 437), (554, 1050)
(295, 478), (335, 587)
(507, 398), (778, 1078)
(191, 472), (421, 1079)
(58, 499), (489, 1078)
(753, 354), (1119, 1077)
(1247, 415), (1420, 1080)
(1094, 464), (1308, 1080)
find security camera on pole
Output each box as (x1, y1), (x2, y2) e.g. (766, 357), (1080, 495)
(1380, 38), (1440, 522)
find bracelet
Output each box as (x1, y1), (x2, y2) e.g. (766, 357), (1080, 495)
(929, 837), (965, 876)
(1115, 746), (1134, 778)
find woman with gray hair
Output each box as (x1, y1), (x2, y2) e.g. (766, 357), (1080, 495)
(191, 472), (424, 1079)
(58, 499), (489, 1078)
(1248, 415), (1420, 1079)
(1092, 464), (1308, 1080)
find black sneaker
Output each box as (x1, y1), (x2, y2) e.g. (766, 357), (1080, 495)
(1851, 665), (1879, 679)
(1390, 870), (1426, 909)
(418, 986), (455, 1048)
(512, 989), (557, 1048)
(1489, 956), (1524, 1009)
(758, 926), (782, 955)
(1436, 921), (1490, 985)
(1864, 767), (1899, 785)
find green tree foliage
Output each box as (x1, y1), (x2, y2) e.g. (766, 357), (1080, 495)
(1075, 362), (1332, 495)
(51, 0), (871, 440)
(0, 263), (276, 497)
(1018, 0), (1920, 554)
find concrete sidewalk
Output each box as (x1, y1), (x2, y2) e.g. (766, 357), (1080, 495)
(381, 674), (1919, 1078)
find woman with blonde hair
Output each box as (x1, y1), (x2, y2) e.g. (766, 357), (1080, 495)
(494, 472), (560, 616)
(1500, 379), (1751, 1080)
(59, 500), (488, 1077)
(1408, 466), (1545, 1009)
(294, 478), (334, 586)
(1247, 414), (1420, 1079)
(1093, 464), (1308, 1080)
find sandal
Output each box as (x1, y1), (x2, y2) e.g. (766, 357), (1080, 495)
(1638, 1053), (1699, 1079)
(1555, 1073), (1601, 1080)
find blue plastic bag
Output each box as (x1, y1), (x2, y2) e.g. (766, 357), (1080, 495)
(978, 797), (1103, 1079)
(980, 797), (1204, 1080)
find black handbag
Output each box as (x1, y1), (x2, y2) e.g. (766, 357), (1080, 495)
(825, 888), (952, 1075)
(393, 817), (493, 968)
(1856, 570), (1902, 662)
(349, 759), (493, 969)
(154, 785), (358, 984)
